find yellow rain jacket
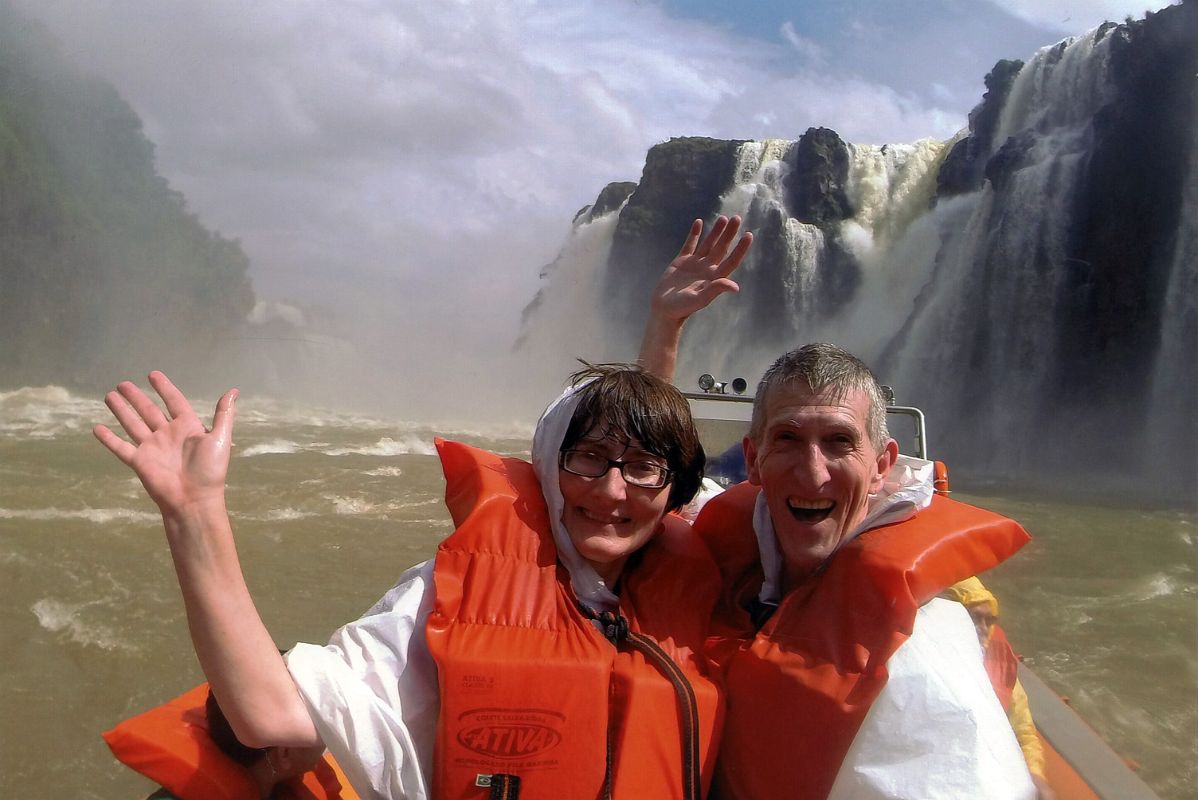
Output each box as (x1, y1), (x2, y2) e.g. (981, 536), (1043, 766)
(942, 577), (1045, 780)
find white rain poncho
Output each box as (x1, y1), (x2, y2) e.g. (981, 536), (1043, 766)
(749, 454), (1036, 800)
(285, 379), (624, 799)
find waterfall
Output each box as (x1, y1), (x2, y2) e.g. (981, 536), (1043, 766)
(514, 206), (628, 383)
(993, 30), (1115, 146)
(1147, 111), (1198, 489)
(519, 9), (1196, 498)
(841, 139), (949, 255)
(878, 29), (1134, 476)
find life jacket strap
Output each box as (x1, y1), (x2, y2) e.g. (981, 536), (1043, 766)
(580, 604), (702, 800)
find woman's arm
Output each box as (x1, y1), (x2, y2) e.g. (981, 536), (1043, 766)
(94, 371), (319, 747)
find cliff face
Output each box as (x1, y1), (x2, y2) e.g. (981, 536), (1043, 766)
(598, 130), (866, 355)
(599, 137), (744, 347)
(1060, 3), (1198, 409)
(524, 3), (1197, 500)
(0, 4), (255, 390)
(936, 58), (1024, 198)
(784, 127), (853, 224)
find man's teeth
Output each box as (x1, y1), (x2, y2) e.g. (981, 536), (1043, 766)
(789, 500), (834, 510)
(788, 499), (834, 521)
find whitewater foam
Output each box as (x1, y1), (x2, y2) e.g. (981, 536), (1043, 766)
(240, 439), (303, 457)
(0, 385), (104, 439)
(324, 436), (435, 457)
(0, 506), (159, 524)
(31, 598), (135, 652)
(364, 466), (404, 477)
(328, 495), (378, 515)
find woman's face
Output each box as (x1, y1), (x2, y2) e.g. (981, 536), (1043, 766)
(558, 433), (671, 586)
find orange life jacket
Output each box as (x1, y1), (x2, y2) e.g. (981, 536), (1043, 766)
(425, 439), (724, 799)
(985, 623), (1020, 710)
(693, 483), (1030, 800)
(102, 682), (358, 800)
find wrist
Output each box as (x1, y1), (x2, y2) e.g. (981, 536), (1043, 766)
(643, 313), (684, 347)
(161, 495), (229, 536)
(646, 302), (688, 330)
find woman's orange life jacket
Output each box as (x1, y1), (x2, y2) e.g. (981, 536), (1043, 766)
(693, 483), (1030, 800)
(102, 682), (358, 800)
(425, 439), (724, 799)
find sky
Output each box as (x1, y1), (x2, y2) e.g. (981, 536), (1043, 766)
(10, 0), (1180, 417)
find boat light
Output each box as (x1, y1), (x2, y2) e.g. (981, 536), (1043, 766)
(697, 374), (748, 395)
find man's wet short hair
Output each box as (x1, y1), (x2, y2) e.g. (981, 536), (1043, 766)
(748, 343), (890, 450)
(563, 363), (705, 511)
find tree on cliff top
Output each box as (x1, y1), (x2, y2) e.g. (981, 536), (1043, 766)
(0, 1), (255, 389)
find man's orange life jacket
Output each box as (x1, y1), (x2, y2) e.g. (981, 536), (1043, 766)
(694, 483), (1029, 800)
(425, 439), (724, 799)
(102, 682), (357, 800)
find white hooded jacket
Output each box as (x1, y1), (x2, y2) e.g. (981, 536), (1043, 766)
(746, 454), (1036, 800)
(285, 380), (627, 800)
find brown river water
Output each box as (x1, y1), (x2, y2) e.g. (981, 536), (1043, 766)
(0, 386), (1193, 799)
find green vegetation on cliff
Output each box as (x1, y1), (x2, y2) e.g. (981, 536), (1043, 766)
(0, 3), (254, 389)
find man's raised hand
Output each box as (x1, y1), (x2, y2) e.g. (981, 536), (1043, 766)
(638, 215), (754, 380)
(650, 215), (754, 323)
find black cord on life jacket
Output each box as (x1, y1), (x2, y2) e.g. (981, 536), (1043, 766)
(748, 597), (777, 629)
(582, 605), (702, 800)
(485, 773), (520, 800)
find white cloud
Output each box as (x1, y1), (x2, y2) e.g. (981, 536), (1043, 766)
(780, 21), (826, 66)
(11, 0), (976, 415)
(984, 0), (1178, 32)
(703, 74), (964, 145)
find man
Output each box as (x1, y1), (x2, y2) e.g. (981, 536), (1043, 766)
(639, 217), (1040, 800)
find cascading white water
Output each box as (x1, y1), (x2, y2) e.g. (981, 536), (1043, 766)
(878, 28), (1127, 471)
(514, 207), (628, 383)
(520, 19), (1193, 492)
(840, 139), (949, 255)
(670, 139), (830, 384)
(821, 139), (952, 365)
(993, 30), (1115, 145)
(1147, 111), (1198, 474)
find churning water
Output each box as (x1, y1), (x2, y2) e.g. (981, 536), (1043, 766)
(0, 385), (1193, 798)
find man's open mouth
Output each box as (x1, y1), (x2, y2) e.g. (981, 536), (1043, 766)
(788, 499), (834, 524)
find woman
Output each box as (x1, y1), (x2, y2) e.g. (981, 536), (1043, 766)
(96, 363), (726, 799)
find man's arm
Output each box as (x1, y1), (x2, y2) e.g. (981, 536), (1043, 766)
(637, 216), (753, 382)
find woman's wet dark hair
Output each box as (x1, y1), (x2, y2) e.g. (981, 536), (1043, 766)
(561, 363), (705, 512)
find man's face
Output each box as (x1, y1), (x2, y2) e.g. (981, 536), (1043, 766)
(743, 381), (897, 586)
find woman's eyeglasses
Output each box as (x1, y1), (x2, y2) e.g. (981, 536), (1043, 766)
(559, 449), (672, 489)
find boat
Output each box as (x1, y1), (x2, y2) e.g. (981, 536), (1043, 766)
(681, 374), (1164, 800)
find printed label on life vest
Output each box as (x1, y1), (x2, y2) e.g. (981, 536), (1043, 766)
(455, 707), (564, 760)
(459, 673), (495, 692)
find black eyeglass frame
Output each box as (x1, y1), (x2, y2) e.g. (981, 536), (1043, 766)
(558, 449), (673, 489)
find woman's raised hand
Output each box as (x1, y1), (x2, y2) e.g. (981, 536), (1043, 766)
(94, 371), (238, 520)
(649, 215), (754, 323)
